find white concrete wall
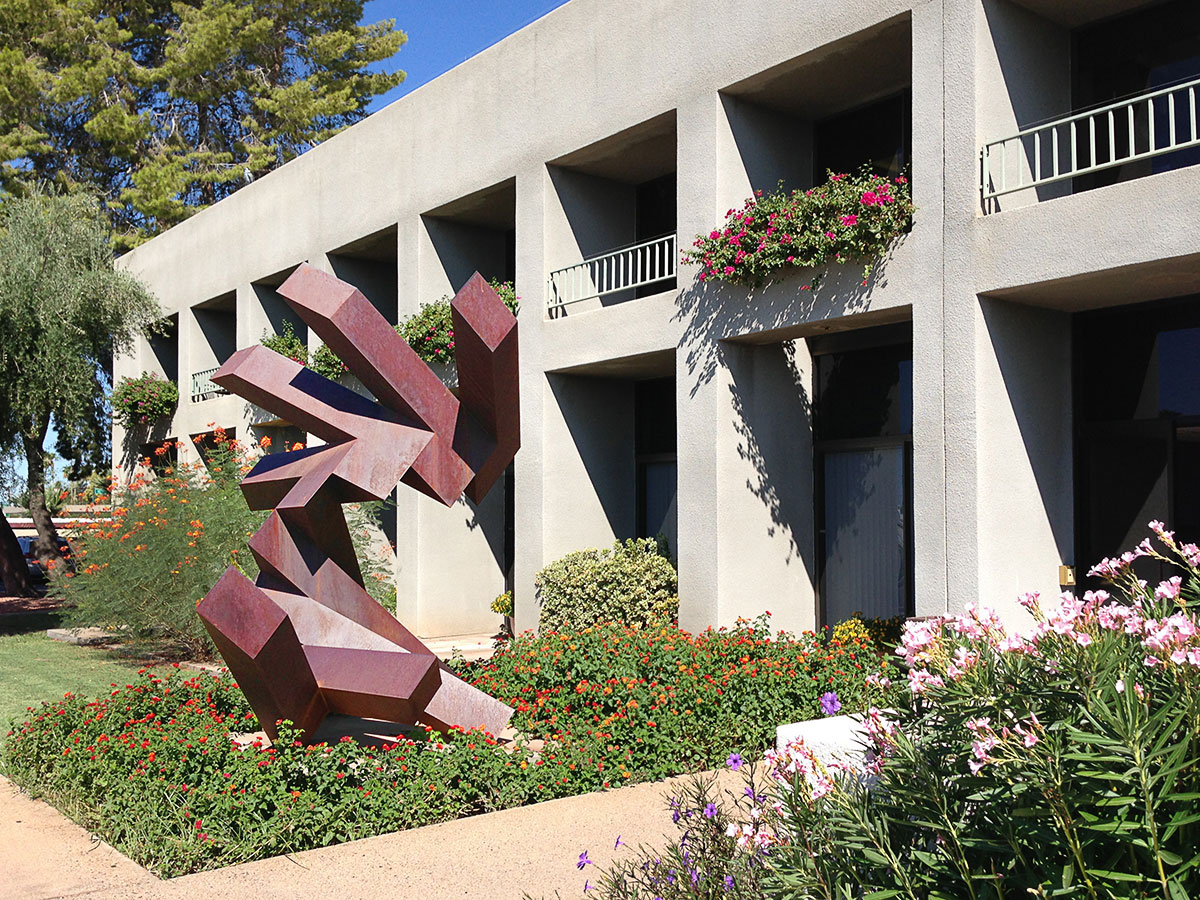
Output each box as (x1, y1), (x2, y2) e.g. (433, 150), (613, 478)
(113, 0), (1200, 638)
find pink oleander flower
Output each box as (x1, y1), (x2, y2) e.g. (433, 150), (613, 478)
(1155, 576), (1182, 601)
(908, 668), (945, 695)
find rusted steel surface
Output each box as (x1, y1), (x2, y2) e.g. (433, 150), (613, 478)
(197, 265), (518, 743)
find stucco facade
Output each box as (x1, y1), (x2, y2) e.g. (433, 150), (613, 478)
(114, 0), (1200, 639)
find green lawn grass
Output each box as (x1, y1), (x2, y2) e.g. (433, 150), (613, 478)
(0, 613), (143, 727)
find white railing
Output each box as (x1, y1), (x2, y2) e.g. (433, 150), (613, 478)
(981, 75), (1200, 204)
(191, 366), (228, 401)
(547, 233), (676, 312)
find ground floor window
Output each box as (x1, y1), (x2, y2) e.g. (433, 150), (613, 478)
(635, 377), (677, 548)
(1075, 296), (1200, 580)
(811, 326), (913, 625)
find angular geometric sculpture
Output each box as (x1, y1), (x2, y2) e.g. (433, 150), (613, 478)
(197, 264), (518, 743)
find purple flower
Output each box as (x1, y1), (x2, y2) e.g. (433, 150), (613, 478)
(704, 803), (717, 818)
(583, 881), (594, 892)
(724, 875), (736, 890)
(614, 835), (625, 849)
(577, 851), (593, 870)
(726, 752), (744, 771)
(820, 691), (842, 716)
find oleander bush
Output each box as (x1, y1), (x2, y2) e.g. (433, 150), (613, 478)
(1, 617), (891, 876)
(111, 371), (178, 428)
(638, 524), (1200, 900)
(684, 167), (914, 290)
(536, 538), (678, 631)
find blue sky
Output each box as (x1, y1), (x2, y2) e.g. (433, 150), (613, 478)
(362, 1), (570, 112)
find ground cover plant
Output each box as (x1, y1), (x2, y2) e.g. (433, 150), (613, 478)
(590, 525), (1200, 898)
(1, 616), (891, 876)
(684, 168), (914, 289)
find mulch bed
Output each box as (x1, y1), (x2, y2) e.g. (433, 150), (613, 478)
(0, 594), (61, 616)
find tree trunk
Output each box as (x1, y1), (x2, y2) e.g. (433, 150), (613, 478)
(22, 427), (66, 572)
(0, 511), (34, 597)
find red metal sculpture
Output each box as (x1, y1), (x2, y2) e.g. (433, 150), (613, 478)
(197, 265), (518, 743)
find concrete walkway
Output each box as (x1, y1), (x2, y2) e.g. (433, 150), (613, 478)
(0, 770), (730, 900)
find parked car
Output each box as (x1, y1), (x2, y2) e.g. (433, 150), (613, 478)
(16, 536), (73, 582)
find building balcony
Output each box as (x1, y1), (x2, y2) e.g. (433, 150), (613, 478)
(981, 75), (1200, 212)
(190, 366), (228, 402)
(546, 233), (677, 317)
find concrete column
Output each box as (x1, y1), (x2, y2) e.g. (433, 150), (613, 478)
(975, 298), (1073, 620)
(512, 162), (549, 633)
(393, 217), (422, 630)
(910, 0), (950, 616)
(675, 91), (722, 633)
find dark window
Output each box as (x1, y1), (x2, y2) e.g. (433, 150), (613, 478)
(814, 91), (911, 181)
(635, 377), (676, 543)
(812, 327), (913, 626)
(634, 174), (677, 299)
(1072, 0), (1200, 191)
(1076, 296), (1200, 579)
(139, 439), (178, 476)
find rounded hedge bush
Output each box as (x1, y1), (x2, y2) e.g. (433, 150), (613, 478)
(535, 538), (678, 631)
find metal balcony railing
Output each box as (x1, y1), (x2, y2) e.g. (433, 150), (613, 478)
(547, 233), (676, 312)
(191, 366), (228, 402)
(981, 75), (1200, 205)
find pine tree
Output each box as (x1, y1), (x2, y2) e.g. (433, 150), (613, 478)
(0, 1), (405, 249)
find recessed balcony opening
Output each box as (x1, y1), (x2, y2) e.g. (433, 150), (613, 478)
(546, 112), (677, 316)
(421, 178), (516, 307)
(253, 266), (306, 348)
(980, 0), (1200, 210)
(719, 15), (912, 198)
(147, 313), (178, 383)
(328, 226), (399, 325)
(544, 350), (677, 559)
(190, 292), (235, 403)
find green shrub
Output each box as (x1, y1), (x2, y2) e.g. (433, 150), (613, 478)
(111, 371), (178, 428)
(535, 538), (678, 631)
(397, 278), (518, 365)
(53, 431), (265, 658)
(684, 167), (914, 289)
(55, 434), (397, 656)
(259, 320), (307, 364)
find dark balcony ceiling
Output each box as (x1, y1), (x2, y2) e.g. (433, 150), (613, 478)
(1011, 0), (1164, 28)
(422, 178), (517, 231)
(548, 111), (677, 185)
(549, 348), (675, 380)
(721, 14), (911, 120)
(332, 224), (400, 262)
(983, 252), (1200, 312)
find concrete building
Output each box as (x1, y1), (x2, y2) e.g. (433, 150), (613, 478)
(113, 0), (1200, 639)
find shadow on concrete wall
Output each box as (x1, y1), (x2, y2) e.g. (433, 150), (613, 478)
(546, 373), (635, 540)
(980, 0), (1072, 210)
(725, 340), (815, 567)
(979, 297), (1074, 561)
(674, 243), (898, 398)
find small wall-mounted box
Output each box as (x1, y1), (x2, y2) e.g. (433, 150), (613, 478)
(1059, 565), (1076, 587)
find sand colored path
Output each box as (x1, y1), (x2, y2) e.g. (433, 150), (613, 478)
(0, 771), (730, 900)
